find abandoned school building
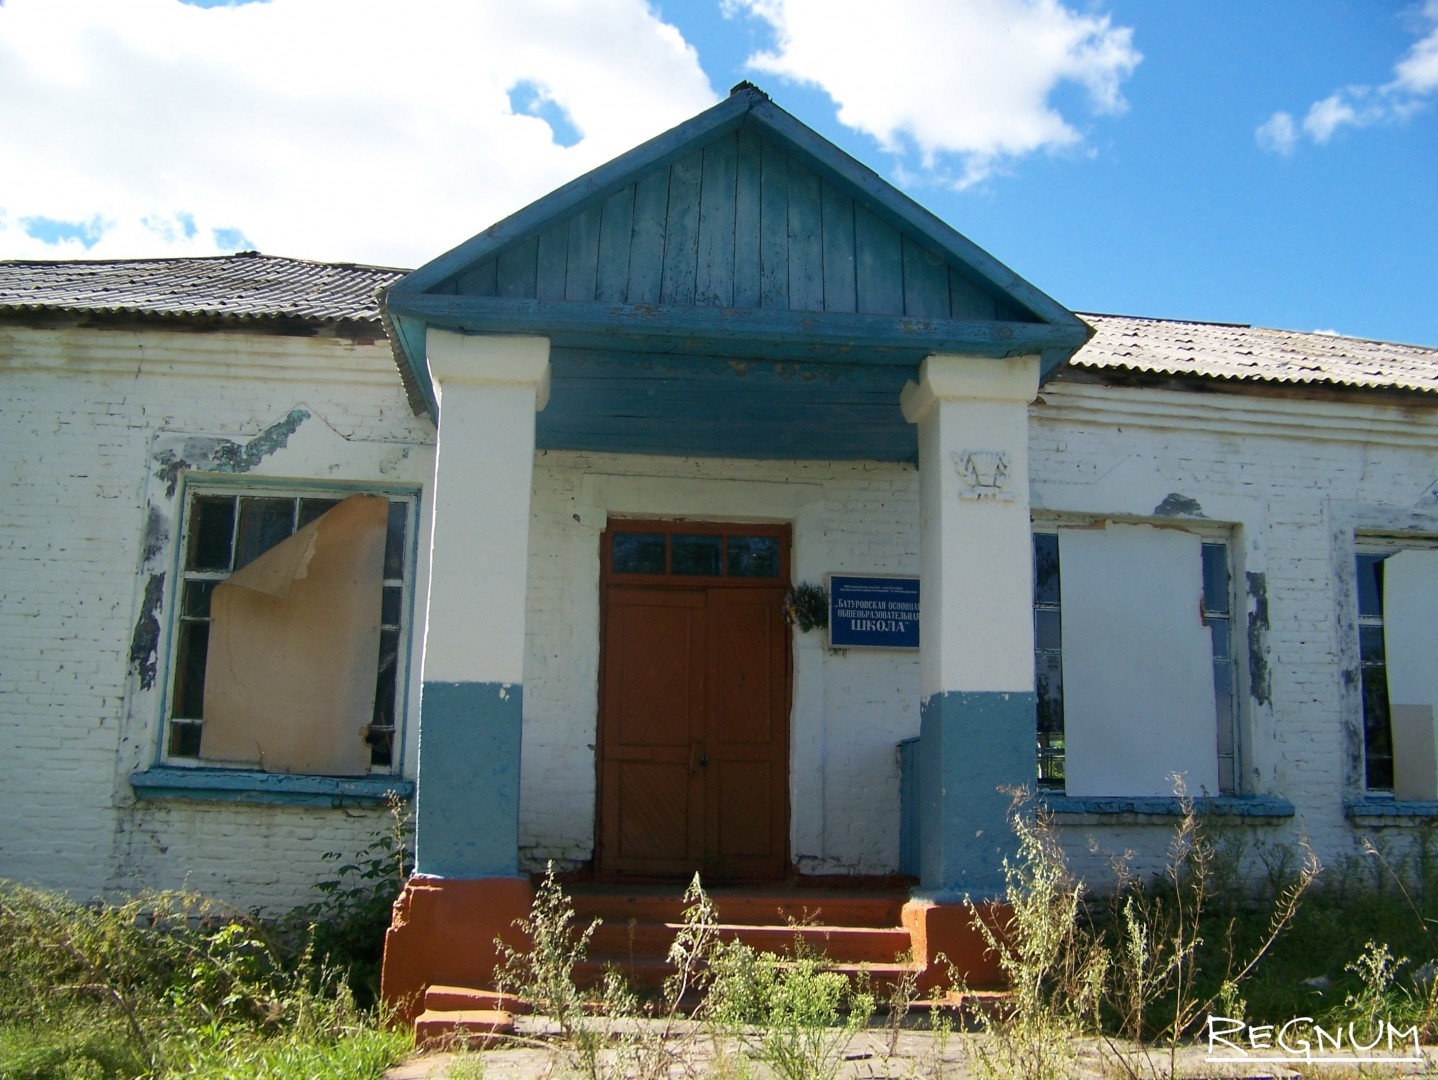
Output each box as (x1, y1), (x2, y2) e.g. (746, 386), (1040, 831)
(4, 86), (1438, 1001)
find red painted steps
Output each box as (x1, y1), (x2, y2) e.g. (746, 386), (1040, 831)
(412, 985), (528, 1049)
(569, 886), (920, 993)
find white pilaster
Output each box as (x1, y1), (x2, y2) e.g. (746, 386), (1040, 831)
(423, 331), (550, 685)
(901, 353), (1039, 698)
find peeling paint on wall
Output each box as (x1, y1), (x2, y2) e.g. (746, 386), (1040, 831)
(1246, 571), (1271, 706)
(153, 408), (311, 497)
(128, 573), (166, 690)
(140, 504), (168, 565)
(1153, 493), (1206, 518)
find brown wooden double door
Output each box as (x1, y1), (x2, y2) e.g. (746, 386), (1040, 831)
(598, 523), (790, 882)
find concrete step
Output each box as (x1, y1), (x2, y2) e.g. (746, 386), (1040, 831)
(423, 984), (531, 1014)
(570, 889), (907, 929)
(573, 956), (925, 994)
(412, 1007), (515, 1050)
(586, 919), (913, 965)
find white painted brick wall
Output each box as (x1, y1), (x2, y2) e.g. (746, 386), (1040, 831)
(519, 453), (921, 875)
(7, 320), (1438, 905)
(1032, 379), (1438, 887)
(1, 326), (433, 912)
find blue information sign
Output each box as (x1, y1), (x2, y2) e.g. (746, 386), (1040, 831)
(828, 575), (920, 649)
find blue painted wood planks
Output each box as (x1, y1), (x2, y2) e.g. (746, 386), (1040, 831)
(430, 129), (1031, 327)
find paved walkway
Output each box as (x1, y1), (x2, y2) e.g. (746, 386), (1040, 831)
(386, 1019), (1438, 1078)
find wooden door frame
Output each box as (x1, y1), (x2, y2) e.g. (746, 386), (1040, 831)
(596, 519), (793, 881)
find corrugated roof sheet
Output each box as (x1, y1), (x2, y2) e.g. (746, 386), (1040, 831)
(1075, 313), (1438, 394)
(3, 253), (1436, 396)
(0, 252), (403, 326)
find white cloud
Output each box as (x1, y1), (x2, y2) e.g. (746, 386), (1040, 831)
(0, 0), (716, 265)
(1394, 0), (1438, 93)
(725, 0), (1140, 188)
(1257, 3), (1438, 153)
(1302, 93), (1361, 143)
(1255, 111), (1298, 155)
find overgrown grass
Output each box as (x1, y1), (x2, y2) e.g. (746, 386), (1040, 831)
(14, 790), (1438, 1079)
(0, 880), (411, 1080)
(0, 797), (414, 1079)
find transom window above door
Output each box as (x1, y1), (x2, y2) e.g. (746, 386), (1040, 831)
(606, 522), (789, 582)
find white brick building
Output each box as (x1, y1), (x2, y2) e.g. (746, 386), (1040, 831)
(2, 88), (1436, 996)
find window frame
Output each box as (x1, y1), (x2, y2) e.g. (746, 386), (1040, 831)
(1031, 519), (1242, 797)
(1352, 536), (1438, 796)
(159, 477), (421, 776)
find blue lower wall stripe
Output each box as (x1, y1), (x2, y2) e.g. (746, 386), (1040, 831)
(917, 689), (1036, 902)
(415, 680), (523, 878)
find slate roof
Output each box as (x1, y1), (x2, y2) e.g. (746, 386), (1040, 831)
(3, 252), (1437, 396)
(0, 251), (404, 327)
(1074, 313), (1438, 395)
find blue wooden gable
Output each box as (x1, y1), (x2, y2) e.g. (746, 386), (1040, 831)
(385, 85), (1090, 462)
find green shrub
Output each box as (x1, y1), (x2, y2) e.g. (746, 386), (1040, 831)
(0, 880), (407, 1079)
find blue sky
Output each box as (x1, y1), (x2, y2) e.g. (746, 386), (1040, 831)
(1, 0), (1434, 346)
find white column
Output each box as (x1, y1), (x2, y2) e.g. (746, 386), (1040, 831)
(414, 330), (550, 879)
(900, 353), (1038, 899)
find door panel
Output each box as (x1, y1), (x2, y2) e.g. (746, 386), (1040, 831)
(599, 588), (705, 876)
(598, 575), (790, 881)
(704, 587), (788, 879)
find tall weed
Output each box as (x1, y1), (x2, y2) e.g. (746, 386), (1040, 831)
(0, 881), (406, 1079)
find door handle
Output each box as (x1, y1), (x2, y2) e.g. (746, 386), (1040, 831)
(689, 742), (708, 772)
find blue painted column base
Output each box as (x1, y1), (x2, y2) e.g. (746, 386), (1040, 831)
(415, 680), (523, 878)
(917, 690), (1036, 903)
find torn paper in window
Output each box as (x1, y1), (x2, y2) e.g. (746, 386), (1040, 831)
(200, 494), (387, 775)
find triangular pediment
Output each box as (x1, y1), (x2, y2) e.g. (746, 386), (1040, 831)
(384, 87), (1091, 454)
(421, 121), (1034, 325)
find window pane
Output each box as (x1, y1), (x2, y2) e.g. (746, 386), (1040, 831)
(1201, 542), (1230, 614)
(168, 721), (202, 758)
(727, 535), (781, 578)
(372, 628), (399, 728)
(1035, 652), (1064, 738)
(370, 628), (400, 767)
(383, 500), (408, 580)
(381, 585), (404, 628)
(1359, 624), (1387, 665)
(672, 534), (723, 576)
(1363, 670), (1394, 790)
(1214, 664), (1234, 755)
(171, 620), (209, 720)
(1035, 609), (1062, 651)
(182, 580), (218, 619)
(1033, 533), (1060, 605)
(1208, 616), (1230, 660)
(297, 497), (341, 529)
(612, 533), (666, 575)
(234, 497), (295, 569)
(187, 495), (235, 571)
(1356, 554), (1386, 618)
(367, 728), (394, 768)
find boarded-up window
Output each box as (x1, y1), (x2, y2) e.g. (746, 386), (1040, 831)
(1378, 549), (1438, 799)
(1035, 523), (1224, 798)
(168, 489), (413, 774)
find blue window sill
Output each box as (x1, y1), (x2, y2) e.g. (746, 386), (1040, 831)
(1040, 793), (1295, 821)
(1346, 798), (1438, 823)
(130, 767), (413, 807)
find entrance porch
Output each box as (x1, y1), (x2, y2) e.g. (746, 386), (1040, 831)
(377, 86), (1091, 1015)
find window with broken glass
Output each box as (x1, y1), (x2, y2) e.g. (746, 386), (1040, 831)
(1356, 551), (1394, 791)
(167, 487), (415, 771)
(1032, 531), (1239, 793)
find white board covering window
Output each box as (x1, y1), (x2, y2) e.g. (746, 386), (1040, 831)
(1059, 523), (1220, 798)
(1381, 549), (1438, 800)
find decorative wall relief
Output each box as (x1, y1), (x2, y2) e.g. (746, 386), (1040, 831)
(952, 449), (1013, 501)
